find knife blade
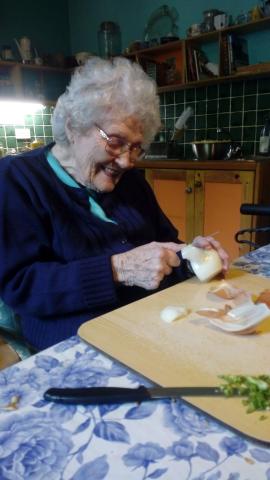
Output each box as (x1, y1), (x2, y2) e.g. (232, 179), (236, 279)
(43, 385), (230, 405)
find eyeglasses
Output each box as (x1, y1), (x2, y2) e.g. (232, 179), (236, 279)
(95, 124), (145, 160)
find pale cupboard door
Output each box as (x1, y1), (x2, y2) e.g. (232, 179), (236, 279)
(145, 169), (194, 242)
(194, 170), (255, 260)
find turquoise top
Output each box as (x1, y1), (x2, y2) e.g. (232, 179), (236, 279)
(46, 150), (116, 224)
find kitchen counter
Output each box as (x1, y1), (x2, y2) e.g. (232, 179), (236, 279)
(137, 157), (270, 170)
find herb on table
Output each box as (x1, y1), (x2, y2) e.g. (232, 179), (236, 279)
(219, 375), (270, 414)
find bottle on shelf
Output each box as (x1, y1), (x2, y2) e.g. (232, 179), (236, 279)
(259, 115), (270, 155)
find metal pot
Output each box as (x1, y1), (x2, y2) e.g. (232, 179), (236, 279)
(191, 140), (232, 160)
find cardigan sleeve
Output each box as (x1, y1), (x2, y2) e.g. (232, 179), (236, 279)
(0, 159), (119, 317)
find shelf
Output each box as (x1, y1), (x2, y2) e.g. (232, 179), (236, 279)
(125, 40), (183, 58)
(124, 15), (270, 91)
(0, 60), (70, 73)
(0, 60), (71, 103)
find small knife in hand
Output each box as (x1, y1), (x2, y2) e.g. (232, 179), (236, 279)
(44, 385), (228, 405)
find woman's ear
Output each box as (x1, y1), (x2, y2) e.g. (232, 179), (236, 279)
(65, 119), (74, 144)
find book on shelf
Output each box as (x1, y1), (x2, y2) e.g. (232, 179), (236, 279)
(228, 34), (249, 73)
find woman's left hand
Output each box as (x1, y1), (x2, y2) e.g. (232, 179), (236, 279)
(192, 235), (229, 272)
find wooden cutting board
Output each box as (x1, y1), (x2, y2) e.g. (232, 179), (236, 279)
(78, 269), (270, 444)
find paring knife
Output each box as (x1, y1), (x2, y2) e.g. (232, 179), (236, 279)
(43, 385), (232, 405)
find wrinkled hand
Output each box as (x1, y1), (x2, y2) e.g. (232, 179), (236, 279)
(192, 235), (229, 272)
(111, 242), (182, 290)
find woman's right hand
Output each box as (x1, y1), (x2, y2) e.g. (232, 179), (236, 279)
(111, 242), (182, 290)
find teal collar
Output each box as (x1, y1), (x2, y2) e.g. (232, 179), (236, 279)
(46, 150), (117, 224)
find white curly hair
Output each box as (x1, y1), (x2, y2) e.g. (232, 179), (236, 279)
(52, 56), (161, 146)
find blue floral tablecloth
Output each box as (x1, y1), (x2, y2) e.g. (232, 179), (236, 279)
(0, 246), (270, 480)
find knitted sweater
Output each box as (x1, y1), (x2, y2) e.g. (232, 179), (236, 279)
(0, 145), (189, 350)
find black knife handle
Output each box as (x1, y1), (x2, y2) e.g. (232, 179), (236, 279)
(44, 386), (151, 405)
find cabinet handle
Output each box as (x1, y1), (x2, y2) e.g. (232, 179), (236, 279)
(185, 186), (193, 193)
(194, 180), (202, 188)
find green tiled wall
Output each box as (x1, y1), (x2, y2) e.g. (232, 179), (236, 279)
(0, 106), (54, 154)
(159, 77), (270, 159)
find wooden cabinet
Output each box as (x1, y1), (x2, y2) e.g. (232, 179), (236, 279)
(0, 61), (70, 104)
(126, 16), (270, 91)
(142, 159), (270, 261)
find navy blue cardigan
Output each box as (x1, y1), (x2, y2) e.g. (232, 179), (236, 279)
(0, 145), (189, 349)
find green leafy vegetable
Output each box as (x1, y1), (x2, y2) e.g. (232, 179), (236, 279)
(219, 375), (270, 414)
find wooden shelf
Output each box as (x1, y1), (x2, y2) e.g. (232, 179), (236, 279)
(125, 15), (270, 91)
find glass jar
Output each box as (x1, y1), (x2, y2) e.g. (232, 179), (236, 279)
(98, 21), (122, 58)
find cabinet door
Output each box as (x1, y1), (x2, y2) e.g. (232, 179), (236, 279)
(194, 170), (254, 260)
(145, 169), (194, 242)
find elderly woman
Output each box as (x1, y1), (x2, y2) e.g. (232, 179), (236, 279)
(0, 57), (228, 351)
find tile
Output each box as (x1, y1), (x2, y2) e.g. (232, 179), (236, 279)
(244, 79), (257, 95)
(218, 113), (230, 128)
(175, 103), (185, 116)
(44, 126), (53, 137)
(243, 111), (256, 125)
(231, 112), (242, 127)
(184, 129), (195, 142)
(258, 93), (270, 110)
(42, 115), (52, 126)
(219, 98), (230, 113)
(219, 83), (231, 98)
(186, 88), (195, 102)
(258, 77), (270, 94)
(159, 93), (165, 105)
(25, 115), (33, 127)
(242, 141), (255, 156)
(35, 126), (44, 136)
(256, 110), (269, 126)
(34, 115), (43, 125)
(196, 115), (206, 129)
(207, 114), (217, 128)
(165, 105), (174, 118)
(196, 87), (206, 100)
(160, 106), (165, 118)
(231, 96), (243, 112)
(196, 100), (206, 115)
(207, 99), (218, 114)
(6, 137), (16, 148)
(207, 84), (218, 99)
(185, 143), (193, 158)
(230, 127), (242, 142)
(165, 92), (174, 104)
(243, 126), (256, 141)
(244, 95), (257, 111)
(196, 130), (207, 140)
(231, 81), (244, 97)
(5, 126), (15, 136)
(165, 118), (174, 130)
(206, 128), (217, 140)
(175, 90), (184, 102)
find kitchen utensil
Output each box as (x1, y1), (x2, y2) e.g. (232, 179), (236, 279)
(14, 37), (32, 63)
(44, 385), (230, 405)
(98, 21), (122, 58)
(1, 45), (14, 61)
(181, 245), (223, 282)
(203, 9), (222, 32)
(171, 106), (193, 140)
(144, 5), (179, 42)
(213, 13), (229, 30)
(191, 140), (232, 160)
(75, 51), (92, 66)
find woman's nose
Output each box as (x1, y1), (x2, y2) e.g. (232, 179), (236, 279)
(114, 150), (135, 168)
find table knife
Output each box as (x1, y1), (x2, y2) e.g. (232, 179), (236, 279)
(44, 385), (231, 405)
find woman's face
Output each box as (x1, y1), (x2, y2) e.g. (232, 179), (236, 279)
(70, 116), (144, 192)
